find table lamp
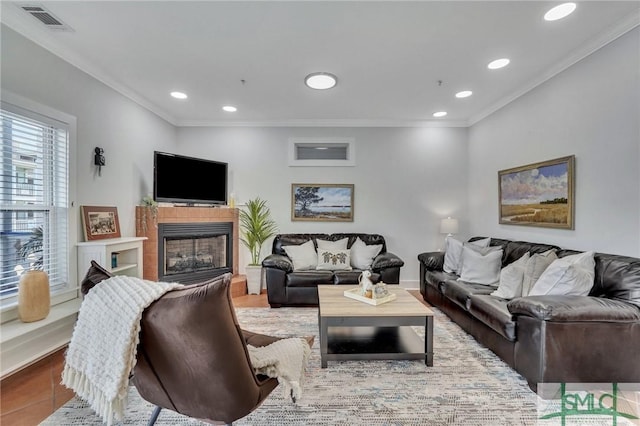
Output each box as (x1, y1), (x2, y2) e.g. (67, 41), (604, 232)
(440, 217), (459, 238)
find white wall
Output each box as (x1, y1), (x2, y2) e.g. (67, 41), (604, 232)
(1, 25), (177, 237)
(468, 28), (640, 256)
(176, 126), (469, 284)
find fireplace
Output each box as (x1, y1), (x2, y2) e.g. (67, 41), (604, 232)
(158, 222), (233, 284)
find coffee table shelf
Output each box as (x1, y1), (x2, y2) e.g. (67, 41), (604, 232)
(318, 285), (434, 368)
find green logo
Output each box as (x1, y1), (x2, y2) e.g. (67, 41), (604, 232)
(540, 383), (639, 425)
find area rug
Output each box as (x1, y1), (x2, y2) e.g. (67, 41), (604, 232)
(43, 306), (540, 425)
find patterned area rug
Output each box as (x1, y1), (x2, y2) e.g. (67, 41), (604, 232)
(43, 306), (540, 425)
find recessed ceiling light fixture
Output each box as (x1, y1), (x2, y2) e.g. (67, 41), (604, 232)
(222, 106), (237, 112)
(305, 72), (337, 90)
(487, 58), (510, 70)
(170, 91), (188, 99)
(455, 90), (473, 98)
(433, 111), (447, 118)
(544, 3), (577, 21)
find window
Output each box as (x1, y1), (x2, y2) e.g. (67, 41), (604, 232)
(0, 103), (70, 303)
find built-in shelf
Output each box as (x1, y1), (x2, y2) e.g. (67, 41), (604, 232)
(77, 237), (147, 282)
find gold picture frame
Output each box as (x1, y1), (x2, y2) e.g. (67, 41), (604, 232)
(291, 183), (354, 222)
(81, 205), (121, 240)
(498, 155), (575, 229)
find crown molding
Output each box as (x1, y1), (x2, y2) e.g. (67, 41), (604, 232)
(469, 12), (640, 126)
(175, 118), (470, 128)
(0, 4), (178, 125)
(3, 3), (637, 130)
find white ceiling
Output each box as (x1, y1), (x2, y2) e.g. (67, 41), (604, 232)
(2, 1), (639, 127)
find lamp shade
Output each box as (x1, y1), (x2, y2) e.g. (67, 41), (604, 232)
(440, 217), (459, 235)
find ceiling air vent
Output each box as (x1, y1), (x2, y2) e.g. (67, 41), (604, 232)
(20, 4), (74, 31)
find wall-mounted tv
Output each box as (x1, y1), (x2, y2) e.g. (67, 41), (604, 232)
(154, 151), (228, 205)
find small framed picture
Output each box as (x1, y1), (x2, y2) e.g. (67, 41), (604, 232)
(291, 183), (354, 222)
(81, 206), (121, 241)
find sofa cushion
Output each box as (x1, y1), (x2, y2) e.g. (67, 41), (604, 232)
(502, 241), (561, 268)
(317, 238), (349, 251)
(273, 234), (327, 256)
(443, 279), (497, 311)
(468, 295), (517, 341)
(424, 270), (455, 293)
(587, 253), (640, 308)
(286, 271), (334, 288)
(80, 260), (113, 295)
(507, 295), (640, 322)
(458, 244), (502, 285)
(529, 251), (595, 296)
(350, 237), (383, 270)
(491, 252), (530, 299)
(282, 240), (318, 270)
(316, 249), (352, 271)
(521, 250), (557, 296)
(444, 237), (490, 274)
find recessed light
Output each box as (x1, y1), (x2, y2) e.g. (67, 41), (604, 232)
(433, 111), (447, 118)
(315, 147), (329, 150)
(170, 91), (188, 99)
(487, 58), (510, 70)
(222, 106), (237, 112)
(305, 72), (337, 90)
(544, 3), (576, 21)
(455, 90), (473, 98)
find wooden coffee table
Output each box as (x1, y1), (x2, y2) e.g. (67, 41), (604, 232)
(317, 285), (434, 368)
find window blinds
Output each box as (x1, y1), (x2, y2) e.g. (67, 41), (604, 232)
(0, 107), (69, 299)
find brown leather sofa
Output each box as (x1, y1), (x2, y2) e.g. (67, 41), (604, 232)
(263, 233), (404, 307)
(418, 237), (640, 392)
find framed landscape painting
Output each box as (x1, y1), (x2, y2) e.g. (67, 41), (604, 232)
(498, 155), (575, 229)
(81, 205), (121, 240)
(291, 183), (354, 222)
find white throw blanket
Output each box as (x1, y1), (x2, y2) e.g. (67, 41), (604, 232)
(247, 338), (312, 402)
(61, 276), (180, 425)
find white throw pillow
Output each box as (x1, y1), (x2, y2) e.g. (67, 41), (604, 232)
(491, 252), (530, 299)
(521, 250), (557, 296)
(282, 240), (318, 270)
(350, 237), (383, 270)
(457, 243), (503, 285)
(443, 237), (491, 274)
(317, 237), (349, 251)
(316, 249), (352, 271)
(529, 251), (596, 296)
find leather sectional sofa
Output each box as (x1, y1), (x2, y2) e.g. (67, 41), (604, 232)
(263, 233), (404, 307)
(418, 237), (640, 392)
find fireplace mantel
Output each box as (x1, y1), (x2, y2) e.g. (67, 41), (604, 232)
(135, 206), (239, 282)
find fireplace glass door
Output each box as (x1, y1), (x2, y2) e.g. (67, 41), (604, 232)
(164, 235), (227, 276)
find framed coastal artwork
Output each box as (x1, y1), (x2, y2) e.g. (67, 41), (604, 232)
(498, 155), (575, 229)
(291, 183), (354, 222)
(81, 205), (121, 240)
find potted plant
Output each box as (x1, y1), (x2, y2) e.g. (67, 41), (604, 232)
(137, 195), (158, 234)
(239, 197), (278, 294)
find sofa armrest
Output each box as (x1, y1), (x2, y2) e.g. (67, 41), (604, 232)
(507, 295), (640, 322)
(371, 252), (404, 270)
(262, 254), (293, 273)
(417, 251), (444, 271)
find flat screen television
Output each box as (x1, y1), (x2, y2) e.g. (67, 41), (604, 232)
(154, 151), (228, 205)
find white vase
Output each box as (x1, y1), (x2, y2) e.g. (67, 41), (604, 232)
(246, 265), (262, 295)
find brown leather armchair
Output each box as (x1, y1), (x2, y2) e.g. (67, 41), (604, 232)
(132, 273), (310, 425)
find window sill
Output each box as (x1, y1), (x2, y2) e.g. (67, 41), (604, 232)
(1, 298), (80, 379)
